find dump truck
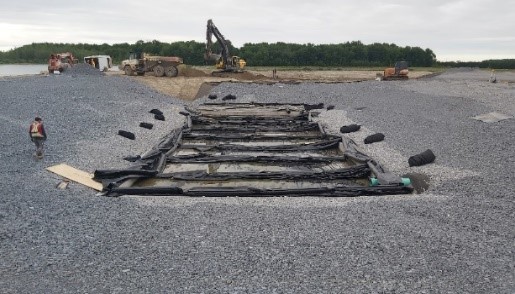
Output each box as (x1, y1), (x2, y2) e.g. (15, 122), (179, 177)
(378, 61), (409, 81)
(120, 52), (183, 77)
(48, 52), (77, 74)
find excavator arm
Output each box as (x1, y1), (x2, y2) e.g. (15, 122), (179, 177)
(205, 19), (230, 67)
(204, 19), (245, 72)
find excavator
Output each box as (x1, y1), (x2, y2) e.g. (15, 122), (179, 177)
(379, 61), (409, 81)
(204, 19), (246, 72)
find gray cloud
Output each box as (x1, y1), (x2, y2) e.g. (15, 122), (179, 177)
(1, 0), (514, 61)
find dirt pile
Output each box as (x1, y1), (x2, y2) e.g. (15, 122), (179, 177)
(178, 65), (209, 77)
(211, 71), (268, 80)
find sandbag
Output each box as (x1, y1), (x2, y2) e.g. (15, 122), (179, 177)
(340, 124), (361, 133)
(149, 109), (163, 115)
(222, 94), (236, 100)
(408, 149), (436, 167)
(364, 133), (385, 144)
(139, 122), (153, 129)
(118, 130), (135, 140)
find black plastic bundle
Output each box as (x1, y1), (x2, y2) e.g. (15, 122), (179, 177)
(222, 94), (236, 100)
(340, 124), (361, 133)
(123, 155), (141, 162)
(326, 105), (335, 110)
(408, 149), (436, 167)
(154, 114), (165, 121)
(364, 133), (385, 144)
(118, 130), (135, 140)
(139, 122), (153, 129)
(208, 94), (218, 100)
(304, 103), (324, 111)
(179, 111), (190, 116)
(149, 109), (163, 115)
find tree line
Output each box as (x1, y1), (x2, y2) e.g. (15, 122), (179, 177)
(0, 40), (513, 68)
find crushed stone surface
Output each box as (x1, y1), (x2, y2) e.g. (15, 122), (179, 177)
(0, 68), (514, 293)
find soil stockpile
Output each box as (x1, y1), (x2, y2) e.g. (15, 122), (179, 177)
(1, 68), (514, 293)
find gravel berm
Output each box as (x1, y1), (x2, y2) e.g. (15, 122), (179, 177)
(1, 65), (514, 293)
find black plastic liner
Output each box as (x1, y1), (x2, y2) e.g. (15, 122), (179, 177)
(191, 116), (310, 125)
(190, 123), (320, 133)
(96, 103), (414, 197)
(167, 154), (348, 164)
(159, 165), (370, 181)
(180, 139), (341, 152)
(105, 185), (411, 197)
(182, 133), (337, 141)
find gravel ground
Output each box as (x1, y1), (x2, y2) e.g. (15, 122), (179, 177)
(1, 65), (514, 293)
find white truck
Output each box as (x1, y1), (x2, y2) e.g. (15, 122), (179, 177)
(84, 55), (113, 72)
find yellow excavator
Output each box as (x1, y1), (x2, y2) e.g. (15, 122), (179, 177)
(379, 61), (409, 81)
(204, 19), (246, 72)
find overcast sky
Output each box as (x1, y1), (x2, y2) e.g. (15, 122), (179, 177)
(1, 0), (514, 61)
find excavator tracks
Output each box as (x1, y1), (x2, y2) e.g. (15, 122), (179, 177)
(95, 103), (413, 197)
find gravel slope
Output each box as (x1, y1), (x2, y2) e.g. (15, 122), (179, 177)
(1, 66), (514, 293)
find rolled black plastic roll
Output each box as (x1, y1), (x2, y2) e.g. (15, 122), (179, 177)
(154, 114), (165, 121)
(408, 149), (436, 167)
(179, 111), (190, 116)
(340, 124), (361, 133)
(123, 155), (141, 162)
(222, 94), (236, 100)
(139, 122), (153, 129)
(149, 109), (163, 115)
(118, 130), (135, 140)
(208, 94), (218, 99)
(364, 133), (385, 144)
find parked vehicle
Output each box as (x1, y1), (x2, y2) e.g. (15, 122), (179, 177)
(120, 52), (183, 77)
(84, 55), (113, 72)
(48, 52), (77, 74)
(378, 61), (409, 81)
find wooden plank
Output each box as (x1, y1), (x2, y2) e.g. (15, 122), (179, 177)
(46, 163), (103, 191)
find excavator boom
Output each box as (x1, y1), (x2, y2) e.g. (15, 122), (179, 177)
(205, 19), (246, 72)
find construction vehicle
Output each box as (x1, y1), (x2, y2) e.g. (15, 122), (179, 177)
(204, 19), (246, 72)
(120, 52), (183, 77)
(48, 52), (77, 74)
(378, 61), (409, 81)
(84, 55), (113, 72)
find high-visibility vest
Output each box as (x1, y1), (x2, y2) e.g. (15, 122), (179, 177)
(30, 122), (44, 138)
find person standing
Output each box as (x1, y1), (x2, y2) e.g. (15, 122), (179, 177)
(29, 116), (47, 158)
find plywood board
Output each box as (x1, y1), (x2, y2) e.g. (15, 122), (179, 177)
(46, 163), (103, 191)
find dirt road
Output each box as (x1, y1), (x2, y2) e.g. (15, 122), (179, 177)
(108, 65), (433, 100)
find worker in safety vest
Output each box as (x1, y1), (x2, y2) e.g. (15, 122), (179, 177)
(29, 116), (47, 158)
